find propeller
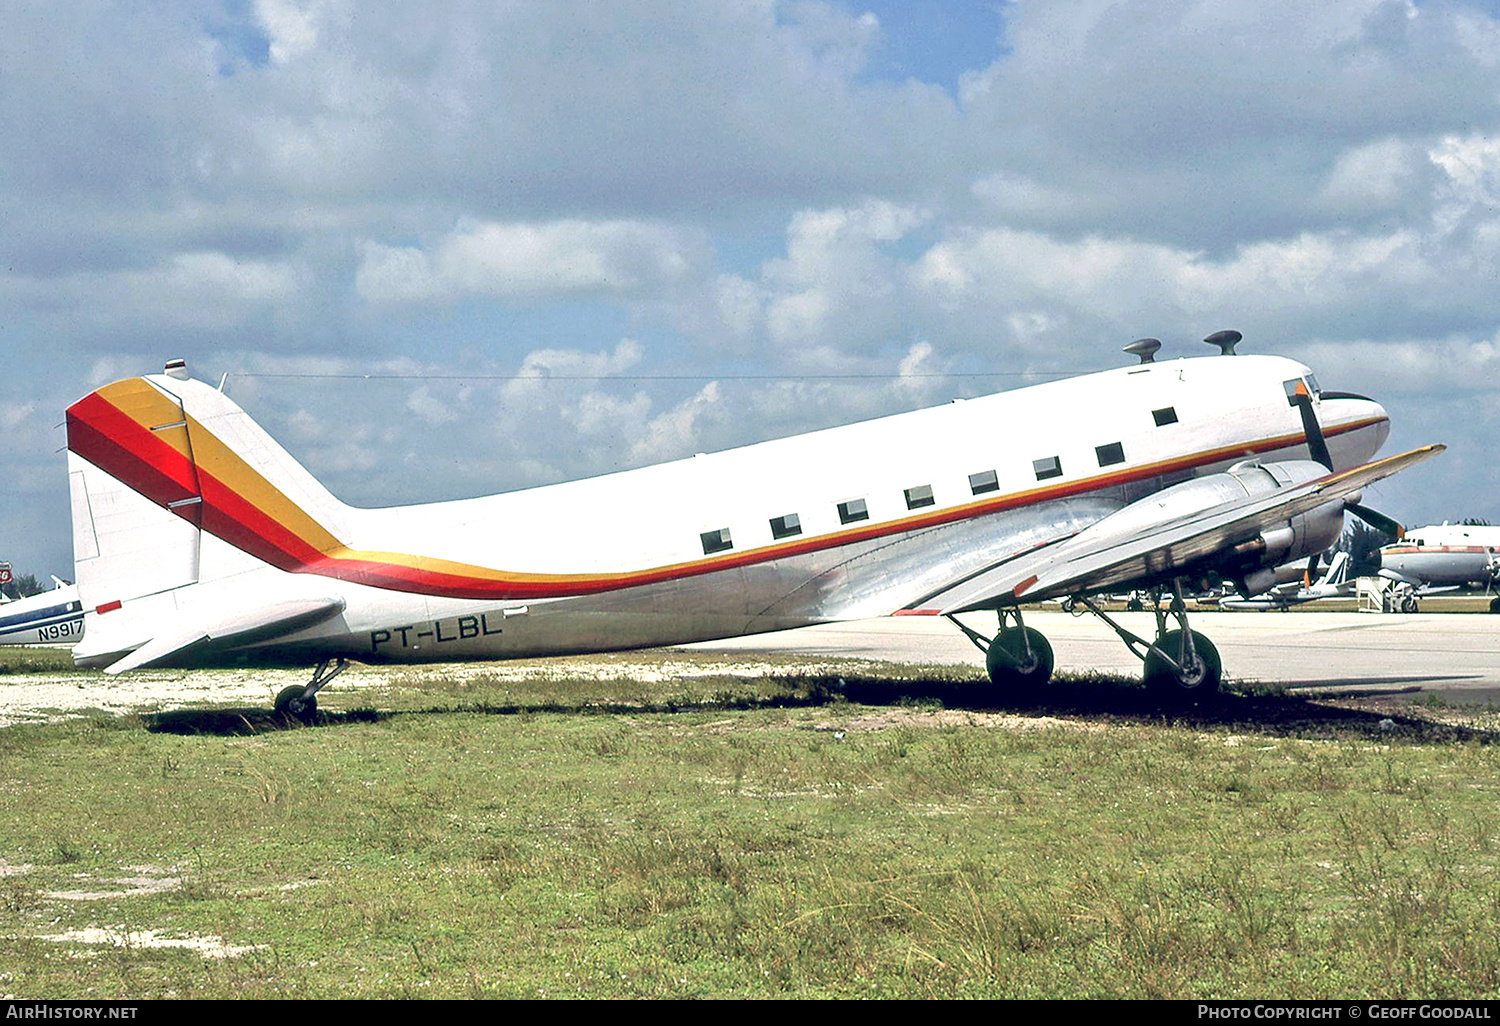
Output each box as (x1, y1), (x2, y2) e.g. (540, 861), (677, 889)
(1287, 379), (1333, 471)
(1346, 502), (1404, 540)
(1289, 370), (1406, 541)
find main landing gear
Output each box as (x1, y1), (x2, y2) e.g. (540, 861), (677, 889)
(947, 607), (1054, 693)
(274, 658), (348, 723)
(947, 578), (1223, 703)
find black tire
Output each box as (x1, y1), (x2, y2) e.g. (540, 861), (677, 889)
(1489, 596), (1499, 614)
(985, 626), (1054, 692)
(275, 684), (317, 722)
(1143, 629), (1221, 701)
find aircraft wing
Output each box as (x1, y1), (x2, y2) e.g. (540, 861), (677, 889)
(103, 595), (347, 674)
(929, 445), (1442, 615)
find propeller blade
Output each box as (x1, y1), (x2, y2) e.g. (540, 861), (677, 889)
(1347, 502), (1404, 540)
(1288, 380), (1333, 470)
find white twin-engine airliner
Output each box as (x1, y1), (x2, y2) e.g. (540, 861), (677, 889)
(1378, 522), (1500, 613)
(63, 332), (1439, 718)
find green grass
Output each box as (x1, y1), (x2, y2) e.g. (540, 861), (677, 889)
(0, 645), (76, 674)
(1, 652), (1499, 998)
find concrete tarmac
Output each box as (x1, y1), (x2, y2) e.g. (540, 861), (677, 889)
(685, 611), (1500, 704)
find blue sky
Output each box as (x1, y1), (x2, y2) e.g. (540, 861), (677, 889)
(4, 0), (1500, 580)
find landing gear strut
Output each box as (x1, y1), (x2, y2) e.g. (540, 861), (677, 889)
(274, 658), (348, 722)
(946, 579), (1223, 703)
(946, 607), (1054, 693)
(1077, 578), (1222, 702)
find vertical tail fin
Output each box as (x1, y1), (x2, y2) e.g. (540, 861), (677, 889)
(66, 369), (350, 613)
(1321, 550), (1351, 587)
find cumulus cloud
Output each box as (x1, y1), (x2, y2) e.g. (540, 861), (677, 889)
(356, 220), (698, 303)
(254, 0), (324, 65)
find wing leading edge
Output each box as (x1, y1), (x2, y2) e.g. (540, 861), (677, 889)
(926, 445), (1444, 615)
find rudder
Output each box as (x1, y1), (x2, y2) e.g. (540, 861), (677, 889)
(66, 369), (351, 613)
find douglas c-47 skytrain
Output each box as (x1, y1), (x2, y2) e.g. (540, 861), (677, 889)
(61, 333), (1441, 718)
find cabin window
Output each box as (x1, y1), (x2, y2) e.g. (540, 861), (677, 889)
(838, 498), (869, 524)
(770, 514), (802, 539)
(700, 528), (733, 555)
(968, 470), (999, 495)
(1152, 406), (1178, 426)
(1033, 456), (1063, 481)
(904, 484), (935, 509)
(1095, 442), (1125, 467)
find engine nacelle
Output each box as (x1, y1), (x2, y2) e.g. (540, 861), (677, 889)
(1088, 459), (1347, 593)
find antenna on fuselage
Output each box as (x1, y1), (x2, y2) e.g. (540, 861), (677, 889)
(1203, 329), (1242, 355)
(1122, 338), (1161, 364)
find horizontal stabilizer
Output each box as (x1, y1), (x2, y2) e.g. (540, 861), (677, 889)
(103, 595), (347, 674)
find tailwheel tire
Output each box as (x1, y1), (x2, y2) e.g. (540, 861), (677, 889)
(1143, 629), (1221, 702)
(985, 626), (1054, 692)
(275, 684), (318, 722)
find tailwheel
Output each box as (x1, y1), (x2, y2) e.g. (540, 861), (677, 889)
(1143, 629), (1221, 702)
(272, 658), (346, 723)
(274, 684), (318, 722)
(985, 626), (1054, 692)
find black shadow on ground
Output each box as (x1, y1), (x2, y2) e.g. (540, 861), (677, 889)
(142, 673), (1496, 745)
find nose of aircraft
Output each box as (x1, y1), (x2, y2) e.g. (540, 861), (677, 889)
(1318, 392), (1390, 468)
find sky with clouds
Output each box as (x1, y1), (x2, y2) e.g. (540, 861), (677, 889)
(4, 0), (1500, 580)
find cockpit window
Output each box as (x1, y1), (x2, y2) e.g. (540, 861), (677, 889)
(1284, 376), (1320, 405)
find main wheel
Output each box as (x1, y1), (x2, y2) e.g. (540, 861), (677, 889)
(985, 626), (1054, 692)
(1489, 596), (1499, 614)
(275, 684), (318, 722)
(1143, 629), (1221, 701)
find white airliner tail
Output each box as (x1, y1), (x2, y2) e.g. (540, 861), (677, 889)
(65, 366), (352, 667)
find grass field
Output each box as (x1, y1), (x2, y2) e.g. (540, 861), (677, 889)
(2, 647), (1499, 999)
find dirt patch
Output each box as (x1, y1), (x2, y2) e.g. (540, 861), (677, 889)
(832, 707), (1103, 733)
(37, 927), (263, 959)
(0, 654), (863, 728)
(45, 865), (182, 901)
(0, 666), (391, 728)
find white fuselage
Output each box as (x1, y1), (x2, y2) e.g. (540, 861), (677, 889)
(1380, 524), (1500, 588)
(69, 354), (1390, 667)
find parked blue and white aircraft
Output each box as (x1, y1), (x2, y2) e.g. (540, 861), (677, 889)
(60, 333), (1440, 716)
(0, 577), (84, 646)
